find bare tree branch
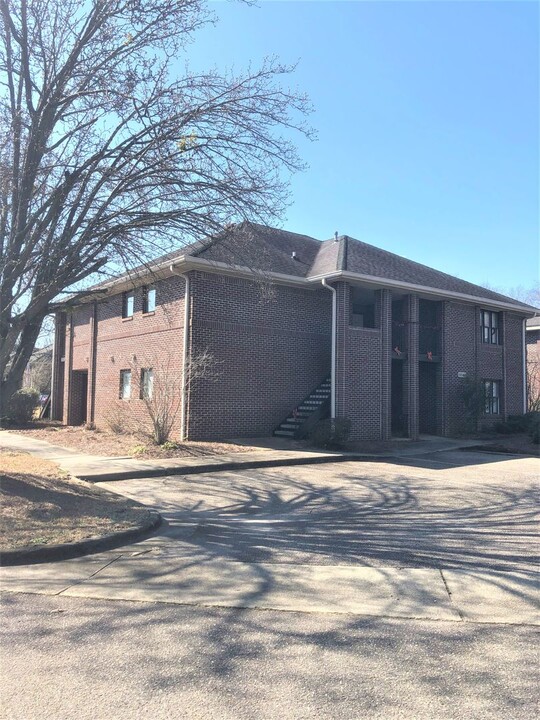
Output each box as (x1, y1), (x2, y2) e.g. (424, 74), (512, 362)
(0, 0), (313, 410)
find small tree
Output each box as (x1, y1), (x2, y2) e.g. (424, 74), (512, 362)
(458, 376), (485, 434)
(131, 349), (222, 444)
(526, 351), (540, 413)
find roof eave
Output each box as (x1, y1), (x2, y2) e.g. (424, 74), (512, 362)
(307, 270), (537, 314)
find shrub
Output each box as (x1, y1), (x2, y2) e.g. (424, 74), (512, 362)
(7, 388), (40, 424)
(495, 412), (540, 442)
(161, 440), (180, 451)
(310, 417), (351, 449)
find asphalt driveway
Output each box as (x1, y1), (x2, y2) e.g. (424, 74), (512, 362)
(2, 449), (539, 720)
(99, 449), (539, 573)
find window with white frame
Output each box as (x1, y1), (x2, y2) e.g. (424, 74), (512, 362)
(119, 369), (132, 399)
(480, 310), (499, 345)
(483, 379), (500, 415)
(140, 368), (154, 400)
(143, 286), (156, 314)
(122, 291), (134, 318)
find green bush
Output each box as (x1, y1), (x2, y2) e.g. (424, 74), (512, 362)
(7, 388), (40, 424)
(495, 413), (540, 442)
(528, 413), (540, 444)
(310, 417), (351, 449)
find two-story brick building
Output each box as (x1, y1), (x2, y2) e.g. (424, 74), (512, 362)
(51, 222), (536, 441)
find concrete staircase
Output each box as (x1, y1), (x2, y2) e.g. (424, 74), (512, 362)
(273, 377), (331, 439)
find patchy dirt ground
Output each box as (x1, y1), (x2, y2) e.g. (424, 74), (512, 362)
(0, 451), (152, 551)
(6, 423), (261, 459)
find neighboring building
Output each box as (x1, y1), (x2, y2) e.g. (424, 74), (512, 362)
(23, 346), (53, 394)
(51, 223), (536, 441)
(526, 316), (540, 411)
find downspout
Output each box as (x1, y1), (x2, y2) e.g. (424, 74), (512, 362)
(522, 318), (527, 414)
(321, 278), (337, 419)
(170, 267), (190, 440)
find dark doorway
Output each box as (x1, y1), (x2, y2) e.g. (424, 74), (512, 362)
(391, 359), (406, 436)
(419, 362), (439, 434)
(70, 370), (88, 425)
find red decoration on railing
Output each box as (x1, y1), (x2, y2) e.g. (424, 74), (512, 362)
(394, 346), (402, 356)
(427, 351), (433, 361)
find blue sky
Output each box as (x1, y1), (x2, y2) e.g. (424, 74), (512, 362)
(185, 0), (538, 295)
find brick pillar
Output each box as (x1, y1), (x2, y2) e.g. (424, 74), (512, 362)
(378, 289), (392, 440)
(87, 302), (98, 425)
(334, 282), (350, 418)
(405, 294), (419, 440)
(50, 312), (66, 421)
(63, 313), (74, 425)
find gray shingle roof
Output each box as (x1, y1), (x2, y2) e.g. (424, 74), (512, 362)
(309, 234), (530, 308)
(72, 222), (534, 311)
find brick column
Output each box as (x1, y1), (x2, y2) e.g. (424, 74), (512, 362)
(63, 313), (74, 424)
(405, 294), (419, 440)
(50, 312), (66, 421)
(87, 301), (98, 425)
(334, 282), (350, 418)
(378, 289), (392, 440)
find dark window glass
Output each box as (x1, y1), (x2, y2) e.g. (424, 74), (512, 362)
(143, 286), (156, 313)
(483, 379), (500, 415)
(140, 368), (154, 400)
(122, 291), (134, 318)
(480, 310), (499, 345)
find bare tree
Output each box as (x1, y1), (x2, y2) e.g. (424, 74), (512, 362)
(108, 349), (222, 444)
(0, 0), (312, 413)
(527, 351), (540, 413)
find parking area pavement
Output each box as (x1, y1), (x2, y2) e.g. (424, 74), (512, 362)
(2, 451), (538, 624)
(2, 450), (539, 719)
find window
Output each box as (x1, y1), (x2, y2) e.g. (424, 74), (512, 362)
(143, 286), (156, 314)
(119, 370), (132, 400)
(484, 380), (500, 415)
(480, 310), (499, 345)
(140, 368), (154, 400)
(122, 291), (134, 319)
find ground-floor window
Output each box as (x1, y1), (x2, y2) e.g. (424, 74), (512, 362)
(483, 379), (500, 415)
(140, 368), (154, 400)
(119, 369), (132, 400)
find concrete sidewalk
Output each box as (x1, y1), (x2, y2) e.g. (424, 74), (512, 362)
(0, 430), (479, 481)
(1, 550), (537, 625)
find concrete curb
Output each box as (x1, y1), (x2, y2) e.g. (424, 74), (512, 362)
(0, 511), (162, 567)
(78, 442), (480, 483)
(79, 452), (389, 482)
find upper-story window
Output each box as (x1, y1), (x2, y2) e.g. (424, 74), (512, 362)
(122, 291), (134, 319)
(143, 286), (156, 314)
(480, 310), (500, 345)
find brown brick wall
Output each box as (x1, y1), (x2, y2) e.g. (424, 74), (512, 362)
(442, 302), (526, 434)
(61, 275), (186, 435)
(56, 268), (529, 441)
(335, 282), (383, 441)
(186, 272), (331, 439)
(503, 314), (525, 417)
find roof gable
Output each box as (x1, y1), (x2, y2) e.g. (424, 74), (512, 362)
(320, 235), (532, 309)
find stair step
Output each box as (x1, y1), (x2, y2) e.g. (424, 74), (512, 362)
(274, 430), (295, 437)
(280, 423), (300, 430)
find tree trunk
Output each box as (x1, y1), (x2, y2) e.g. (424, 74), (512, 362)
(0, 321), (42, 417)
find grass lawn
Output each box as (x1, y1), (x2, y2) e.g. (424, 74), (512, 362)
(0, 450), (153, 552)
